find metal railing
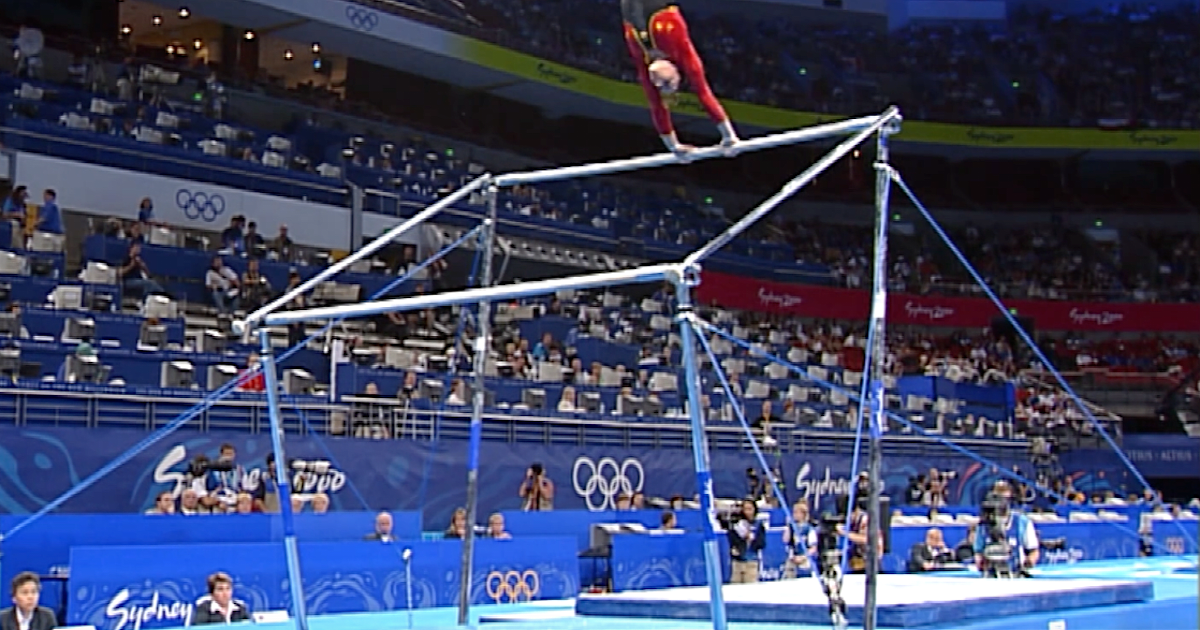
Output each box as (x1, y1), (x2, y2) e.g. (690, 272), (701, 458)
(0, 387), (1028, 456)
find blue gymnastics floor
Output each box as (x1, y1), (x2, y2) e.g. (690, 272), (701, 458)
(167, 556), (1198, 630)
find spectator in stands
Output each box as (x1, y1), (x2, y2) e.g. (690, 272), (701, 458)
(1, 572), (56, 630)
(487, 513), (512, 539)
(137, 197), (155, 225)
(658, 511), (678, 530)
(206, 256), (241, 314)
(179, 488), (208, 515)
(728, 500), (766, 583)
(447, 378), (468, 405)
(220, 216), (246, 254)
(120, 242), (166, 297)
(397, 371), (422, 403)
(252, 453), (280, 513)
(445, 507), (469, 539)
(272, 225), (295, 262)
(632, 492), (645, 509)
(291, 496), (305, 513)
(365, 512), (396, 542)
(2, 186), (27, 222)
(144, 491), (176, 515)
(234, 493), (254, 514)
(311, 493), (330, 514)
(244, 222), (265, 256)
(557, 386), (578, 413)
(240, 259), (271, 311)
(908, 528), (953, 572)
(519, 463), (554, 511)
(532, 332), (553, 362)
(281, 269), (306, 347)
(192, 572), (250, 625)
(237, 354), (265, 392)
(35, 190), (62, 235)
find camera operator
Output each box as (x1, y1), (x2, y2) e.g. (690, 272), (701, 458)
(841, 473), (882, 574)
(782, 501), (817, 578)
(519, 463), (555, 511)
(727, 500), (766, 583)
(974, 492), (1039, 577)
(192, 444), (244, 513)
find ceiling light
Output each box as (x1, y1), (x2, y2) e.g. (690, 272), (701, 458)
(166, 45), (177, 54)
(311, 43), (321, 53)
(120, 25), (133, 35)
(284, 50), (294, 60)
(243, 30), (256, 40)
(151, 15), (163, 26)
(193, 39), (203, 50)
(178, 7), (190, 18)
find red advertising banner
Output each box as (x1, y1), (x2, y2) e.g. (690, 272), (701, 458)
(697, 271), (1200, 332)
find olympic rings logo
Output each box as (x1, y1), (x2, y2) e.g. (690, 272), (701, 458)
(572, 456), (644, 511)
(345, 6), (380, 31)
(176, 189), (226, 222)
(485, 570), (539, 603)
(1165, 537), (1185, 555)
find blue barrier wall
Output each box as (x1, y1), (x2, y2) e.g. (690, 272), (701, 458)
(1152, 519), (1199, 555)
(1122, 434), (1200, 478)
(67, 537), (579, 630)
(0, 511), (422, 594)
(0, 425), (1131, 526)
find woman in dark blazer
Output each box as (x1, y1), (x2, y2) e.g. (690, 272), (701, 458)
(191, 572), (251, 625)
(1, 572), (57, 630)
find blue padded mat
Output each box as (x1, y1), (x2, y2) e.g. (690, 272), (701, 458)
(574, 573), (1155, 627)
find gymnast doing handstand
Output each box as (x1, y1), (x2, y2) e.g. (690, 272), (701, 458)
(621, 0), (740, 158)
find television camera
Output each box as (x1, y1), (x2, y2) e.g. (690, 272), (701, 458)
(978, 492), (1033, 578)
(811, 475), (873, 630)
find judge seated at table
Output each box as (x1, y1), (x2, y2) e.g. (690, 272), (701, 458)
(908, 528), (955, 573)
(1, 572), (57, 630)
(191, 572), (250, 625)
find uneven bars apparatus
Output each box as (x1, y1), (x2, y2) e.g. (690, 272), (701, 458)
(242, 106), (902, 630)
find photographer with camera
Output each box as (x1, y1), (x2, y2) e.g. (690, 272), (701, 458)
(727, 500), (766, 583)
(519, 463), (555, 511)
(974, 491), (1039, 578)
(189, 443), (245, 513)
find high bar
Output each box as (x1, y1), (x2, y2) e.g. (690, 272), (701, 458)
(236, 174), (491, 334)
(684, 107), (901, 267)
(260, 263), (680, 327)
(492, 112), (891, 188)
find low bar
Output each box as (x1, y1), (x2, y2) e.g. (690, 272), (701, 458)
(492, 114), (888, 188)
(237, 174), (491, 333)
(263, 263), (680, 326)
(684, 107), (901, 267)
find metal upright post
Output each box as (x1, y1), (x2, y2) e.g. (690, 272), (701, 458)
(457, 187), (499, 625)
(674, 267), (728, 630)
(863, 125), (896, 630)
(259, 330), (309, 630)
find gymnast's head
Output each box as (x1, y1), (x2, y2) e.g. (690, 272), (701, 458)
(648, 59), (680, 95)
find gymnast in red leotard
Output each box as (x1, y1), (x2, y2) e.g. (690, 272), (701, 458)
(621, 0), (740, 158)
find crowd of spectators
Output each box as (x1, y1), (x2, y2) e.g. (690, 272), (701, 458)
(781, 219), (1200, 303)
(443, 1), (1200, 128)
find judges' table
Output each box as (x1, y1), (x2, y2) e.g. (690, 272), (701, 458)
(67, 537), (579, 630)
(0, 511), (423, 590)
